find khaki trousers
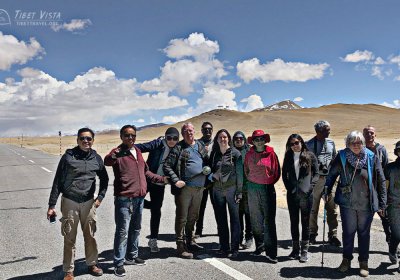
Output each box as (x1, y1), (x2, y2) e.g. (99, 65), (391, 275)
(60, 197), (98, 272)
(309, 176), (338, 237)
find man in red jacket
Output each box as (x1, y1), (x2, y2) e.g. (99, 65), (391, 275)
(105, 125), (168, 277)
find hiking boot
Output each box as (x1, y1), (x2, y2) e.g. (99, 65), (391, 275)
(88, 265), (103, 276)
(389, 251), (398, 264)
(250, 245), (265, 256)
(124, 257), (146, 265)
(244, 239), (253, 249)
(188, 240), (204, 251)
(63, 272), (74, 280)
(288, 241), (300, 260)
(309, 234), (317, 245)
(228, 251), (239, 259)
(329, 236), (341, 247)
(338, 258), (351, 273)
(148, 238), (160, 253)
(299, 241), (309, 263)
(177, 242), (193, 259)
(359, 261), (369, 277)
(114, 265), (126, 277)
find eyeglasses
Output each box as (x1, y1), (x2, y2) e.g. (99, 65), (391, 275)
(123, 134), (136, 139)
(253, 137), (265, 143)
(79, 136), (93, 141)
(166, 136), (179, 141)
(234, 137), (244, 141)
(351, 141), (363, 146)
(290, 141), (300, 147)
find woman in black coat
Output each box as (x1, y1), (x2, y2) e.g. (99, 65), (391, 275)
(282, 134), (319, 262)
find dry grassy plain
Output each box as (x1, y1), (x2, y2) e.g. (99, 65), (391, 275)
(2, 103), (399, 208)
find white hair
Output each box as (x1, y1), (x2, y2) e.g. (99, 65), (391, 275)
(345, 130), (365, 148)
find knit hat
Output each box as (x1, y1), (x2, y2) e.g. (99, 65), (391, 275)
(165, 127), (179, 137)
(247, 129), (270, 144)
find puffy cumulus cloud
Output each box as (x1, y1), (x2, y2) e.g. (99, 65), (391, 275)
(374, 57), (385, 65)
(382, 100), (400, 108)
(141, 33), (227, 95)
(236, 58), (329, 83)
(0, 32), (45, 70)
(164, 32), (219, 61)
(0, 67), (188, 136)
(342, 50), (374, 63)
(389, 55), (400, 67)
(51, 19), (92, 32)
(162, 85), (238, 123)
(240, 94), (263, 112)
(293, 97), (304, 102)
(371, 66), (384, 80)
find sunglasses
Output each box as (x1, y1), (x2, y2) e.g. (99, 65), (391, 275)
(123, 134), (136, 139)
(202, 127), (213, 131)
(234, 137), (244, 141)
(253, 137), (265, 143)
(79, 136), (93, 141)
(290, 141), (300, 147)
(166, 136), (179, 141)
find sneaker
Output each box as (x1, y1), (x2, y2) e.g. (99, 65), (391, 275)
(244, 239), (253, 249)
(389, 252), (398, 264)
(124, 257), (146, 265)
(250, 245), (265, 256)
(338, 258), (351, 273)
(265, 255), (278, 264)
(148, 238), (160, 253)
(329, 236), (342, 247)
(88, 265), (103, 276)
(288, 250), (300, 260)
(309, 234), (317, 245)
(114, 266), (126, 277)
(299, 251), (309, 263)
(63, 272), (74, 280)
(228, 251), (239, 259)
(239, 243), (246, 250)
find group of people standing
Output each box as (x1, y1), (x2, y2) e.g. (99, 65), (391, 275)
(47, 121), (400, 279)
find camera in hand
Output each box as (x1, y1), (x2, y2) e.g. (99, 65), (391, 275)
(319, 163), (329, 175)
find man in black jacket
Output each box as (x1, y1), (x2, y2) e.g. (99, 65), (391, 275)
(47, 128), (109, 280)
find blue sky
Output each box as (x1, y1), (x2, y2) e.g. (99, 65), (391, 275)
(0, 0), (400, 136)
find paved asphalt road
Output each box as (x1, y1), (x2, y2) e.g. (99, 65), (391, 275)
(0, 143), (399, 280)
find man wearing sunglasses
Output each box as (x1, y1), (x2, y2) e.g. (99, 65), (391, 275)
(135, 127), (180, 253)
(195, 122), (215, 238)
(47, 128), (109, 280)
(105, 125), (168, 277)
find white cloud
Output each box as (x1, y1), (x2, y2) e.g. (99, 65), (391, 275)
(389, 55), (400, 67)
(371, 66), (384, 80)
(293, 97), (304, 102)
(141, 33), (227, 95)
(236, 58), (329, 83)
(382, 100), (400, 108)
(374, 57), (385, 65)
(240, 94), (263, 112)
(342, 50), (374, 63)
(135, 119), (145, 123)
(51, 19), (92, 32)
(394, 75), (400, 81)
(0, 32), (45, 70)
(0, 67), (188, 136)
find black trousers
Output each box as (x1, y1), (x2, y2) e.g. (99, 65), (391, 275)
(287, 191), (312, 242)
(148, 183), (166, 239)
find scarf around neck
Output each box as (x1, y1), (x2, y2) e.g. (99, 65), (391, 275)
(345, 147), (367, 169)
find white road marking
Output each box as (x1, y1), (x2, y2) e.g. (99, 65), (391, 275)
(41, 167), (52, 173)
(198, 255), (253, 280)
(29, 160), (35, 163)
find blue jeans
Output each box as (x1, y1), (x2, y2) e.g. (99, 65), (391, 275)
(247, 183), (277, 258)
(114, 196), (144, 267)
(340, 207), (374, 261)
(212, 185), (240, 252)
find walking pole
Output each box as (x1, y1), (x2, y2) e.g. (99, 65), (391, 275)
(321, 186), (327, 268)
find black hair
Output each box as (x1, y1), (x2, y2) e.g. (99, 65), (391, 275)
(120, 124), (137, 136)
(211, 129), (232, 154)
(77, 127), (95, 138)
(283, 134), (312, 172)
(201, 122), (213, 129)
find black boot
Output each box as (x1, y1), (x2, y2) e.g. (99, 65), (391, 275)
(288, 240), (300, 260)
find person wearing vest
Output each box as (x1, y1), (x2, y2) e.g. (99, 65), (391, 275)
(384, 140), (400, 272)
(208, 129), (243, 259)
(244, 129), (281, 263)
(324, 131), (386, 277)
(163, 122), (209, 259)
(306, 120), (341, 247)
(105, 125), (167, 277)
(135, 127), (180, 253)
(282, 134), (319, 263)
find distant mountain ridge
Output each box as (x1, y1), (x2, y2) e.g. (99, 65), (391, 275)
(98, 122), (167, 135)
(253, 100), (302, 112)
